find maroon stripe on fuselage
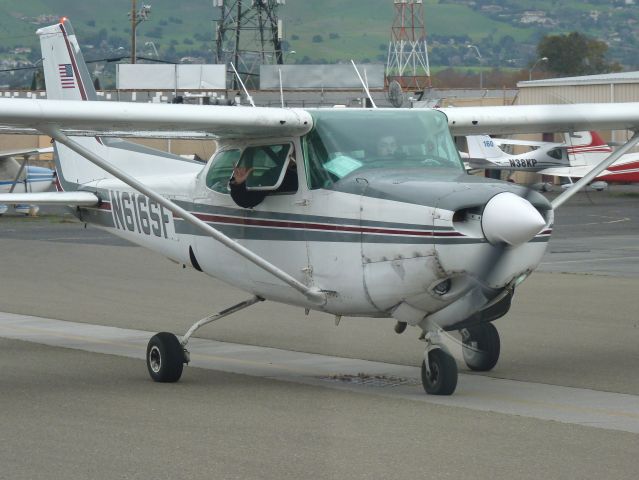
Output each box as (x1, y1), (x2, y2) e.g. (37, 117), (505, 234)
(54, 176), (64, 192)
(59, 22), (87, 101)
(191, 212), (461, 237)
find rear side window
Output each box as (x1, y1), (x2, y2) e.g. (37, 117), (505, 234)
(205, 149), (240, 193)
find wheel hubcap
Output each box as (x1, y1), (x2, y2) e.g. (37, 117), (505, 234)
(429, 362), (440, 384)
(149, 346), (162, 373)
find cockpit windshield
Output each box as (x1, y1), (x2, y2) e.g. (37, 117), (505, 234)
(302, 109), (464, 189)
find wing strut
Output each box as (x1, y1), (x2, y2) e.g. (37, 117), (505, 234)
(43, 126), (326, 306)
(551, 131), (639, 210)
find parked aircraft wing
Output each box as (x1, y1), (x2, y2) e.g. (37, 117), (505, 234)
(492, 138), (560, 148)
(538, 166), (601, 178)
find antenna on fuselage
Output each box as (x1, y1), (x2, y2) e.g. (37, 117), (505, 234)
(350, 59), (377, 109)
(229, 62), (256, 108)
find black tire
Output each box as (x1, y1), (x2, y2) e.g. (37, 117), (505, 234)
(146, 332), (185, 383)
(421, 348), (458, 395)
(462, 323), (500, 372)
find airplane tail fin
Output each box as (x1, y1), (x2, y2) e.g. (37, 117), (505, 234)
(563, 131), (612, 167)
(466, 135), (504, 159)
(38, 18), (97, 101)
(37, 19), (201, 192)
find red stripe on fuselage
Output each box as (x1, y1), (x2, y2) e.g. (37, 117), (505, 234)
(59, 22), (87, 101)
(190, 212), (456, 237)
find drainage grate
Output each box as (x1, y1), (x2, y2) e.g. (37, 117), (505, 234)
(318, 373), (420, 388)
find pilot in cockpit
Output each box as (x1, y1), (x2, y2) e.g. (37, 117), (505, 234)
(376, 135), (399, 157)
(230, 150), (298, 209)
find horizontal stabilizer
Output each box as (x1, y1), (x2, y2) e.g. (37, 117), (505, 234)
(0, 146), (53, 158)
(466, 157), (513, 170)
(0, 192), (99, 205)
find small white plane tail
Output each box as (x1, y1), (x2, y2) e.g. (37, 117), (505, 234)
(466, 135), (504, 160)
(38, 18), (97, 102)
(38, 18), (202, 192)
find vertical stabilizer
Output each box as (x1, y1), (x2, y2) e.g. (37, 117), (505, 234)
(563, 131), (612, 167)
(37, 18), (97, 101)
(36, 19), (202, 192)
(466, 135), (504, 160)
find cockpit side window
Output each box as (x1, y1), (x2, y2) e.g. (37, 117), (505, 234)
(547, 148), (564, 160)
(205, 149), (241, 193)
(240, 143), (292, 190)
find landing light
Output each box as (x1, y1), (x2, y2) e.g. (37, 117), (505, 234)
(433, 279), (452, 296)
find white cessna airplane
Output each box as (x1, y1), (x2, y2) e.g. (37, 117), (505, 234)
(1, 19), (639, 395)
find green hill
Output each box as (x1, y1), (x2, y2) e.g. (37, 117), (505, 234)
(0, 0), (635, 87)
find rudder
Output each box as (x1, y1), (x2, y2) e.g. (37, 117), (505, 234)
(38, 18), (97, 101)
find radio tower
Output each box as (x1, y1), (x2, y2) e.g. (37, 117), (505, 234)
(386, 0), (431, 90)
(214, 0), (285, 89)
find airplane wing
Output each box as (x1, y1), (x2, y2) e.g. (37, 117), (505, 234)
(440, 104), (639, 136)
(538, 166), (607, 178)
(492, 138), (561, 148)
(0, 146), (53, 158)
(0, 99), (312, 140)
(0, 100), (638, 140)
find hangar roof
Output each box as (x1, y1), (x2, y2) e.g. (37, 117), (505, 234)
(518, 71), (639, 88)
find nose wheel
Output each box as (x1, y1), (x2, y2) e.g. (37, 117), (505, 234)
(421, 348), (457, 395)
(421, 330), (458, 395)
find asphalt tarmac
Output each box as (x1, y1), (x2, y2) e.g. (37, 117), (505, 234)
(1, 187), (639, 479)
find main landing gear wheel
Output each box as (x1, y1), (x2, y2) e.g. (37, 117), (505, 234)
(461, 323), (501, 372)
(146, 332), (185, 383)
(421, 348), (458, 395)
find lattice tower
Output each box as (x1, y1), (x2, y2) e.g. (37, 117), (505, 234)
(386, 0), (431, 90)
(214, 0), (284, 88)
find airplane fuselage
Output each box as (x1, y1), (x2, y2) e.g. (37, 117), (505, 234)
(72, 159), (552, 327)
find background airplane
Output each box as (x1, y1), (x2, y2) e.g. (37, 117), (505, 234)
(0, 147), (55, 215)
(464, 131), (639, 188)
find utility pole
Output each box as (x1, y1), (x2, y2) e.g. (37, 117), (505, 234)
(131, 0), (137, 64)
(128, 1), (152, 64)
